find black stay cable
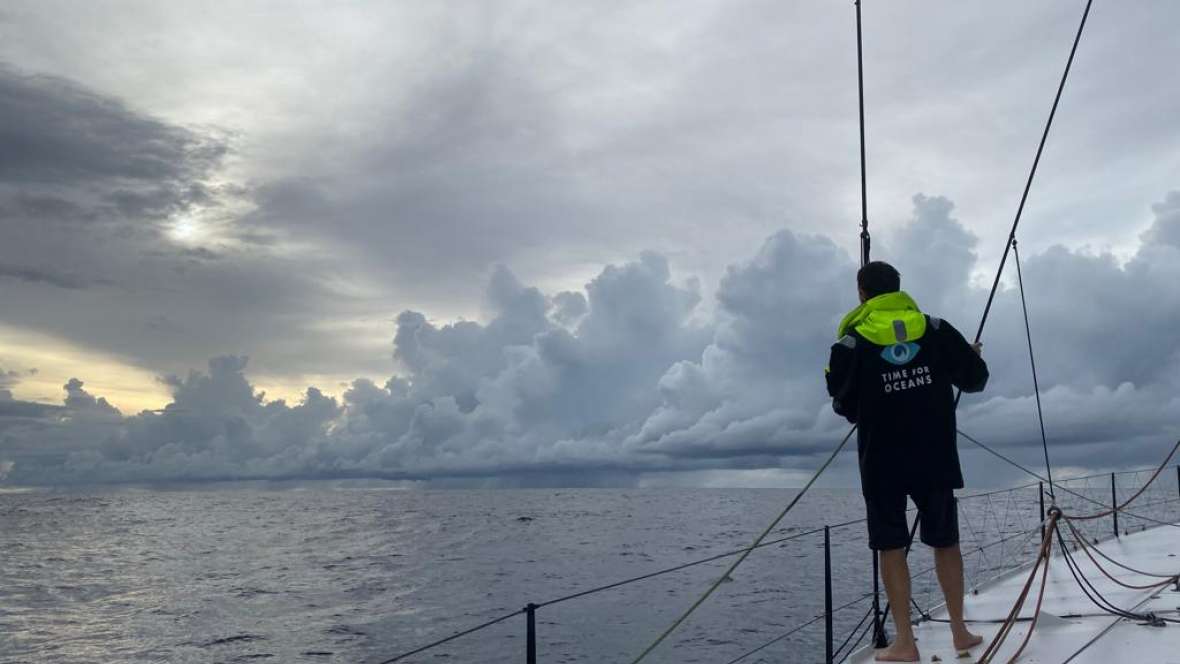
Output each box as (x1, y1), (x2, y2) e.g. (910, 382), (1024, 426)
(971, 0), (1094, 346)
(1012, 237), (1056, 500)
(855, 0), (871, 267)
(951, 0), (1096, 417)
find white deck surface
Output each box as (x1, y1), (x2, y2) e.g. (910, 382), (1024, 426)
(850, 523), (1180, 663)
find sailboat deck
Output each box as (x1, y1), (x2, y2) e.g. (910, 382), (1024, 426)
(850, 523), (1180, 663)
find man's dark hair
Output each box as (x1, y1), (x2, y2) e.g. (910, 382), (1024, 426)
(857, 261), (901, 298)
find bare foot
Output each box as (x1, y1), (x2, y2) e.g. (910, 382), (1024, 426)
(874, 642), (921, 662)
(952, 629), (984, 652)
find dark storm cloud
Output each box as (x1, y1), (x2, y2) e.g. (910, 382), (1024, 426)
(0, 64), (381, 380)
(3, 192), (1178, 486)
(1143, 191), (1180, 248)
(0, 65), (225, 187)
(221, 0), (1180, 314)
(0, 63), (232, 268)
(0, 400), (60, 418)
(0, 262), (109, 289)
(2, 1), (1179, 400)
(237, 41), (600, 310)
(0, 192), (93, 223)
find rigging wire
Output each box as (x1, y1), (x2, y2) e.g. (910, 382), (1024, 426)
(855, 0), (870, 267)
(970, 0), (1094, 347)
(1012, 237), (1055, 500)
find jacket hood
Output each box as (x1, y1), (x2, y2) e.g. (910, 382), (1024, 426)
(836, 290), (927, 346)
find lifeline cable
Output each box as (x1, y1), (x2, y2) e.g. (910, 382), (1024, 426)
(1062, 438), (1180, 521)
(626, 427), (856, 664)
(374, 608), (524, 664)
(956, 429), (1180, 529)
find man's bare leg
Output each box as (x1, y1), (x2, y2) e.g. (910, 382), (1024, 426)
(933, 544), (983, 651)
(876, 548), (920, 662)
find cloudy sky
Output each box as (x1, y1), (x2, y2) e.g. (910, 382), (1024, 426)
(1, 0), (1178, 487)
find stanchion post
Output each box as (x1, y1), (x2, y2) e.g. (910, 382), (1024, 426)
(525, 603), (537, 664)
(1111, 473), (1119, 538)
(825, 526), (834, 664)
(872, 548), (887, 648)
(1038, 481), (1045, 540)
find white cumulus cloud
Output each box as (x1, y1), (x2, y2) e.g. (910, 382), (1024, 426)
(3, 192), (1179, 486)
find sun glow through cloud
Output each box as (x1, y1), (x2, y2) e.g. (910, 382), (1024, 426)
(0, 325), (171, 414)
(168, 216), (203, 243)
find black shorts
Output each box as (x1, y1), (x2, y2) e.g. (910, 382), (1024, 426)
(864, 488), (959, 550)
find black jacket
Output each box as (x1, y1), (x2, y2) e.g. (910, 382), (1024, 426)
(826, 315), (989, 496)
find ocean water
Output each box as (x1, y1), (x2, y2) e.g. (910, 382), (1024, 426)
(0, 487), (1057, 664)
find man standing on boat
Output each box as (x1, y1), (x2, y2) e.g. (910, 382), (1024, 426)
(825, 261), (989, 662)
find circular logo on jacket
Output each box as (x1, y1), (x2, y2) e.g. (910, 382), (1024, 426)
(881, 342), (920, 366)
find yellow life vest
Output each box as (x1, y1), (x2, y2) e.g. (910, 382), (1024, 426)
(835, 290), (927, 346)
